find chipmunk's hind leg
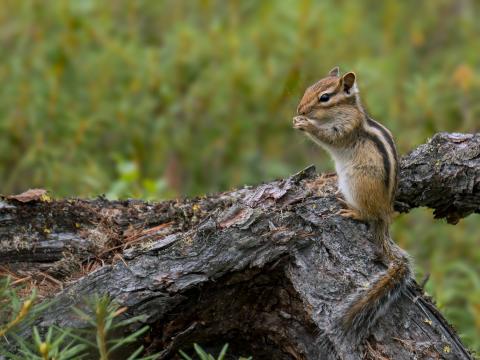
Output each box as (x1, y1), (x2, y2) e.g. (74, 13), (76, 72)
(336, 207), (363, 221)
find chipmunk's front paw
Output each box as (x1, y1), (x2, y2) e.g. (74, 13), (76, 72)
(293, 116), (315, 132)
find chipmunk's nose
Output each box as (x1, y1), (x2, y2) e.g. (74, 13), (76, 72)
(297, 105), (306, 115)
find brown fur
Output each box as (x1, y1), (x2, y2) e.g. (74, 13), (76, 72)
(293, 68), (411, 349)
(294, 71), (393, 222)
(342, 258), (408, 328)
(348, 140), (393, 220)
(297, 75), (353, 119)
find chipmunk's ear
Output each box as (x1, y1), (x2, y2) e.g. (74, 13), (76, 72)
(328, 66), (340, 77)
(342, 72), (356, 94)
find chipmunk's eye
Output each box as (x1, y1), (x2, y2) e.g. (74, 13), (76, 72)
(319, 93), (330, 102)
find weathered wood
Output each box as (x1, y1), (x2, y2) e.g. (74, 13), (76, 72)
(0, 132), (478, 359)
(397, 132), (480, 223)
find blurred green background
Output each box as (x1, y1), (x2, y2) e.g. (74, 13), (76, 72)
(0, 0), (479, 352)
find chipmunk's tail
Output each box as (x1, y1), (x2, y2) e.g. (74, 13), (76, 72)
(318, 220), (412, 358)
(339, 220), (412, 343)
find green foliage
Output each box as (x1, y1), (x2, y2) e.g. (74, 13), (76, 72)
(0, 279), (158, 360)
(179, 343), (251, 360)
(2, 327), (87, 360)
(3, 0), (479, 199)
(393, 211), (480, 352)
(0, 281), (239, 359)
(0, 277), (49, 338)
(0, 0), (479, 353)
(70, 294), (157, 360)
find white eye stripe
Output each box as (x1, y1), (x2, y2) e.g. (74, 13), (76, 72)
(319, 87), (338, 97)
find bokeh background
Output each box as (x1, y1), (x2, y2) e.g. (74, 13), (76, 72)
(0, 0), (479, 352)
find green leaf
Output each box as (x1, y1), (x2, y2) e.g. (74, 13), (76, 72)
(193, 343), (210, 360)
(179, 349), (194, 360)
(218, 343), (229, 360)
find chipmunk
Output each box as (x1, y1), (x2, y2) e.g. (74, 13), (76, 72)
(293, 67), (412, 350)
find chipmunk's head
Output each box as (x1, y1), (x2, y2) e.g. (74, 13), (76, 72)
(295, 67), (361, 123)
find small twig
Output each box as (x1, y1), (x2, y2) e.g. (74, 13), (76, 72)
(112, 253), (129, 269)
(392, 337), (417, 353)
(420, 273), (430, 290)
(0, 266), (21, 280)
(365, 341), (390, 360)
(11, 276), (32, 286)
(98, 222), (174, 257)
(37, 271), (63, 289)
(123, 222), (174, 244)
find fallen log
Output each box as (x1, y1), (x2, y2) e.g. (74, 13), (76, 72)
(0, 132), (478, 359)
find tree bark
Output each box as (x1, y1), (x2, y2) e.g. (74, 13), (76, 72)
(0, 132), (478, 360)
